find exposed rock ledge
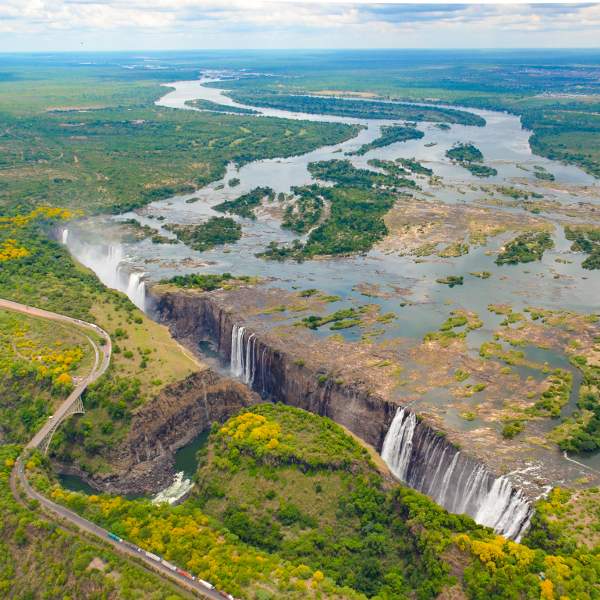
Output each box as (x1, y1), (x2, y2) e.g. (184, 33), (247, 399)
(56, 368), (257, 495)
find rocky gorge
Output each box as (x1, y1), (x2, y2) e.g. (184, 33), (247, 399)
(147, 283), (562, 540)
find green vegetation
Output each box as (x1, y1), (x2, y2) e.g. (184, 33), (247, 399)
(299, 307), (367, 331)
(0, 67), (358, 216)
(0, 208), (199, 475)
(225, 90), (486, 126)
(524, 487), (600, 552)
(549, 361), (600, 453)
(164, 216), (242, 251)
(193, 404), (470, 598)
(214, 186), (275, 219)
(0, 445), (188, 599)
(260, 160), (415, 260)
(470, 271), (491, 279)
(501, 419), (526, 439)
(447, 143), (484, 163)
(565, 225), (600, 270)
(228, 177), (241, 187)
(533, 369), (573, 418)
(309, 159), (416, 190)
(446, 143), (498, 178)
(0, 309), (91, 444)
(350, 125), (424, 155)
(395, 157), (433, 176)
(185, 98), (258, 114)
(436, 275), (464, 287)
(423, 310), (481, 347)
(533, 165), (555, 181)
(282, 185), (328, 234)
(119, 218), (178, 245)
(496, 231), (554, 265)
(160, 272), (256, 291)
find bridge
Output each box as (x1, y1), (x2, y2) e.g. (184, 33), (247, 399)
(0, 298), (111, 454)
(3, 298), (229, 599)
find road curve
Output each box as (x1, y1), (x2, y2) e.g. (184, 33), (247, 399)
(2, 298), (230, 600)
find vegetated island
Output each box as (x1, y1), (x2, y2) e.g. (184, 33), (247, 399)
(565, 225), (600, 269)
(225, 90), (487, 126)
(350, 124), (424, 156)
(164, 216), (241, 251)
(258, 160), (416, 261)
(446, 143), (498, 178)
(281, 185), (330, 234)
(160, 272), (257, 291)
(184, 98), (259, 114)
(213, 186), (275, 219)
(495, 231), (554, 265)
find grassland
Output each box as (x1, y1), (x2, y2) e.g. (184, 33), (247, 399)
(0, 445), (189, 599)
(0, 310), (94, 444)
(0, 209), (200, 474)
(0, 67), (359, 216)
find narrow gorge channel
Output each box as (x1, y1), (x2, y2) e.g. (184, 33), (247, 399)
(152, 289), (534, 540)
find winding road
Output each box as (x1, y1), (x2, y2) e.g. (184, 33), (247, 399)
(3, 298), (230, 600)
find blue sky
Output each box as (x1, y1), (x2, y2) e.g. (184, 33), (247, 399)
(1, 1), (599, 52)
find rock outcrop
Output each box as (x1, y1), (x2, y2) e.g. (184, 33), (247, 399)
(57, 368), (257, 495)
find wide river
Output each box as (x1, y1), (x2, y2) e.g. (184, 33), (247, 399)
(63, 75), (600, 485)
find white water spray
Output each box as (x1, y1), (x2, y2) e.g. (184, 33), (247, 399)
(64, 238), (146, 311)
(151, 472), (194, 505)
(230, 325), (260, 385)
(61, 228), (69, 244)
(381, 408), (416, 482)
(381, 407), (532, 540)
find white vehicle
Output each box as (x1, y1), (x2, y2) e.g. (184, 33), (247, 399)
(161, 559), (177, 572)
(198, 579), (215, 590)
(144, 550), (161, 562)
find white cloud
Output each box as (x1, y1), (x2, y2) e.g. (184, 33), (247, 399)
(1, 1), (599, 49)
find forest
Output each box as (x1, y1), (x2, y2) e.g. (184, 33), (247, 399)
(350, 125), (424, 155)
(225, 89), (486, 126)
(24, 403), (600, 600)
(164, 216), (242, 251)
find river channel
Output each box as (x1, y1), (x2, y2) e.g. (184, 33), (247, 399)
(61, 72), (600, 497)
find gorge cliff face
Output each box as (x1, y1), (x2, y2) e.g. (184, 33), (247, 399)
(151, 287), (398, 452)
(150, 286), (538, 539)
(59, 368), (257, 495)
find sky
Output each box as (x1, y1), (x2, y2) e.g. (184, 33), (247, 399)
(1, 1), (600, 52)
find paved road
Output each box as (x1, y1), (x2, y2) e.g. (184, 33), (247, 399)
(2, 298), (230, 600)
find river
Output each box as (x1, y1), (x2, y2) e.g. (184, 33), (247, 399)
(60, 73), (600, 499)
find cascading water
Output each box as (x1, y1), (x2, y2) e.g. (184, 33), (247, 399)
(230, 324), (245, 378)
(380, 409), (416, 481)
(230, 324), (258, 385)
(381, 407), (532, 540)
(151, 472), (194, 505)
(124, 270), (146, 311)
(64, 235), (146, 311)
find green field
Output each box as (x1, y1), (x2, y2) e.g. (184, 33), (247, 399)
(0, 67), (359, 215)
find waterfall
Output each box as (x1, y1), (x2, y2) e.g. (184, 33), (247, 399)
(125, 271), (146, 311)
(230, 324), (245, 378)
(244, 333), (256, 385)
(61, 228), (69, 244)
(380, 408), (416, 482)
(230, 325), (259, 385)
(151, 472), (194, 505)
(381, 406), (532, 540)
(64, 236), (146, 311)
